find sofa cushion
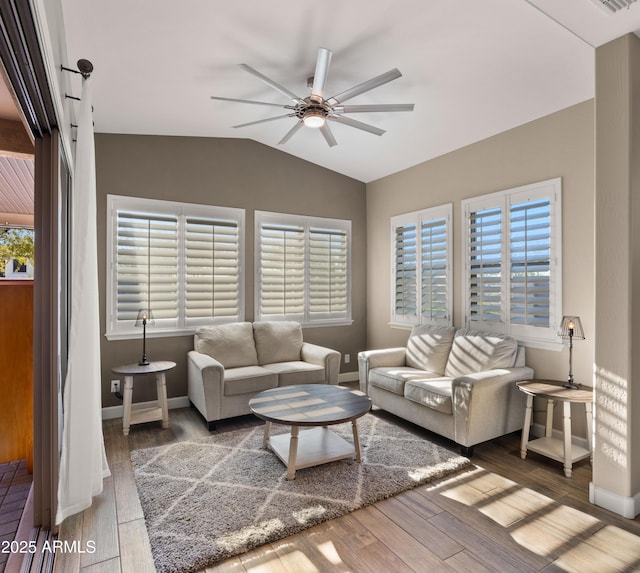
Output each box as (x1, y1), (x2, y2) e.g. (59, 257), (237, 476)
(195, 322), (258, 369)
(404, 378), (453, 415)
(406, 325), (457, 375)
(444, 330), (518, 378)
(223, 366), (278, 396)
(369, 366), (442, 396)
(262, 361), (325, 386)
(253, 321), (303, 365)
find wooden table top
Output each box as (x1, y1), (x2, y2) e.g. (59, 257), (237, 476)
(112, 360), (176, 376)
(516, 379), (594, 403)
(249, 384), (372, 427)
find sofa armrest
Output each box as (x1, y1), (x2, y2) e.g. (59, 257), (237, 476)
(357, 347), (407, 394)
(452, 366), (534, 447)
(301, 342), (341, 385)
(187, 350), (225, 422)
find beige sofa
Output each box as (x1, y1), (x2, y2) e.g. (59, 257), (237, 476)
(188, 321), (341, 429)
(358, 325), (534, 455)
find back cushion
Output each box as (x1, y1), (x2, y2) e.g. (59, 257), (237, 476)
(194, 322), (258, 369)
(444, 330), (518, 378)
(406, 325), (457, 375)
(253, 321), (303, 364)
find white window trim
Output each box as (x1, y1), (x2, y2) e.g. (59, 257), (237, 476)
(254, 210), (353, 327)
(390, 203), (453, 328)
(461, 178), (562, 350)
(106, 195), (245, 340)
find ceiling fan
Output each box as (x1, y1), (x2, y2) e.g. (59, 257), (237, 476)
(211, 47), (415, 147)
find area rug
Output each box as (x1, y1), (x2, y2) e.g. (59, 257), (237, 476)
(131, 414), (470, 573)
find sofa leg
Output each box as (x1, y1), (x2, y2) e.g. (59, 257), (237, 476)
(461, 445), (474, 457)
(207, 421), (217, 432)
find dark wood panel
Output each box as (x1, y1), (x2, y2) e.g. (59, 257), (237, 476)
(0, 281), (33, 471)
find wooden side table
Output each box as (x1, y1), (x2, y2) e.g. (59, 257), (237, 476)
(517, 380), (593, 477)
(112, 360), (176, 436)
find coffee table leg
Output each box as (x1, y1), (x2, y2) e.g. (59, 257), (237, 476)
(352, 420), (362, 462)
(262, 421), (272, 448)
(287, 426), (299, 480)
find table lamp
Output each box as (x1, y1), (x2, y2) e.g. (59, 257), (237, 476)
(135, 308), (155, 366)
(559, 316), (585, 389)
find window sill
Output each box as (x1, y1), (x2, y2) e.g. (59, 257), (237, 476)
(105, 328), (196, 341)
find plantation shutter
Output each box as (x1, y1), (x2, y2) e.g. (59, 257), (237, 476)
(259, 223), (305, 317)
(394, 223), (417, 321)
(309, 227), (348, 318)
(116, 211), (178, 322)
(468, 205), (503, 325)
(509, 199), (551, 327)
(421, 217), (448, 322)
(185, 217), (240, 322)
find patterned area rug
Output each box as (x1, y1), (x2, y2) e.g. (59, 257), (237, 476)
(131, 414), (470, 573)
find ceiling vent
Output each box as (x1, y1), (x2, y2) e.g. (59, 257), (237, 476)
(590, 0), (638, 13)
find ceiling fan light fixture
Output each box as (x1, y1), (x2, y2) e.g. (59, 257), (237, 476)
(303, 109), (326, 128)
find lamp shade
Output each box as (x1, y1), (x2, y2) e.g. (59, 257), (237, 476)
(559, 316), (585, 340)
(135, 308), (155, 327)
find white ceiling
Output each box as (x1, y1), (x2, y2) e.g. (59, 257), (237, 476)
(59, 0), (640, 183)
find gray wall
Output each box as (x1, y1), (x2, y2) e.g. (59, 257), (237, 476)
(96, 135), (367, 407)
(366, 100), (595, 435)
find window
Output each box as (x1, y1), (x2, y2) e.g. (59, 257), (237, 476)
(462, 178), (561, 347)
(390, 204), (452, 327)
(255, 211), (351, 326)
(107, 195), (244, 338)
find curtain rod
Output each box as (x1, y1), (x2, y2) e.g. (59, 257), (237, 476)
(61, 58), (94, 79)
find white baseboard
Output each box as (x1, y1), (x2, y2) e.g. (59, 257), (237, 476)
(339, 371), (359, 384)
(589, 482), (640, 519)
(102, 396), (190, 420)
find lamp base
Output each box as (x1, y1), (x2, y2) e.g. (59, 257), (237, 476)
(563, 381), (580, 390)
(138, 358), (150, 366)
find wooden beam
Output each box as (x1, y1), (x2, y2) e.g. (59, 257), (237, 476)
(0, 118), (33, 158)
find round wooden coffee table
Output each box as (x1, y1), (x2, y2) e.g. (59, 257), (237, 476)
(249, 384), (372, 480)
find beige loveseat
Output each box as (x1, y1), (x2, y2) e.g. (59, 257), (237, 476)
(188, 321), (341, 430)
(358, 325), (534, 455)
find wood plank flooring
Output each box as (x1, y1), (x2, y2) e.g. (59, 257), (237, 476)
(53, 395), (640, 573)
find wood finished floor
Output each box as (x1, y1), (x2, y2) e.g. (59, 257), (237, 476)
(54, 397), (640, 573)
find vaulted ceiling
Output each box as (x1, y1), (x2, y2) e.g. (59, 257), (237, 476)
(53, 1), (640, 183)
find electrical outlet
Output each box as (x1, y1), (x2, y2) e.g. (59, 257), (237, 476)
(111, 379), (120, 393)
(344, 354), (350, 364)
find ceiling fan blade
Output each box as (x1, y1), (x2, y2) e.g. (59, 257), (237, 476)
(330, 115), (386, 136)
(319, 122), (337, 147)
(239, 64), (302, 104)
(233, 114), (293, 128)
(332, 103), (414, 113)
(278, 120), (304, 144)
(211, 96), (289, 108)
(327, 68), (403, 105)
(311, 48), (332, 100)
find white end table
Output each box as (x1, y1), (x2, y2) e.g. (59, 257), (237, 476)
(517, 380), (593, 477)
(112, 360), (175, 436)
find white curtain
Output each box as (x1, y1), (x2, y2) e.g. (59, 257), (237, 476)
(56, 75), (111, 525)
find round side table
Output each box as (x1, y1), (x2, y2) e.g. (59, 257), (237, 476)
(112, 360), (176, 436)
(517, 379), (593, 477)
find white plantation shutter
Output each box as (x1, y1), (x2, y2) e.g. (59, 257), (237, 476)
(309, 227), (348, 318)
(391, 204), (452, 326)
(468, 205), (503, 326)
(463, 178), (561, 346)
(394, 223), (417, 322)
(185, 217), (240, 322)
(116, 211), (179, 322)
(421, 217), (448, 322)
(509, 199), (551, 327)
(107, 196), (244, 337)
(256, 211), (351, 325)
(259, 223), (305, 318)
